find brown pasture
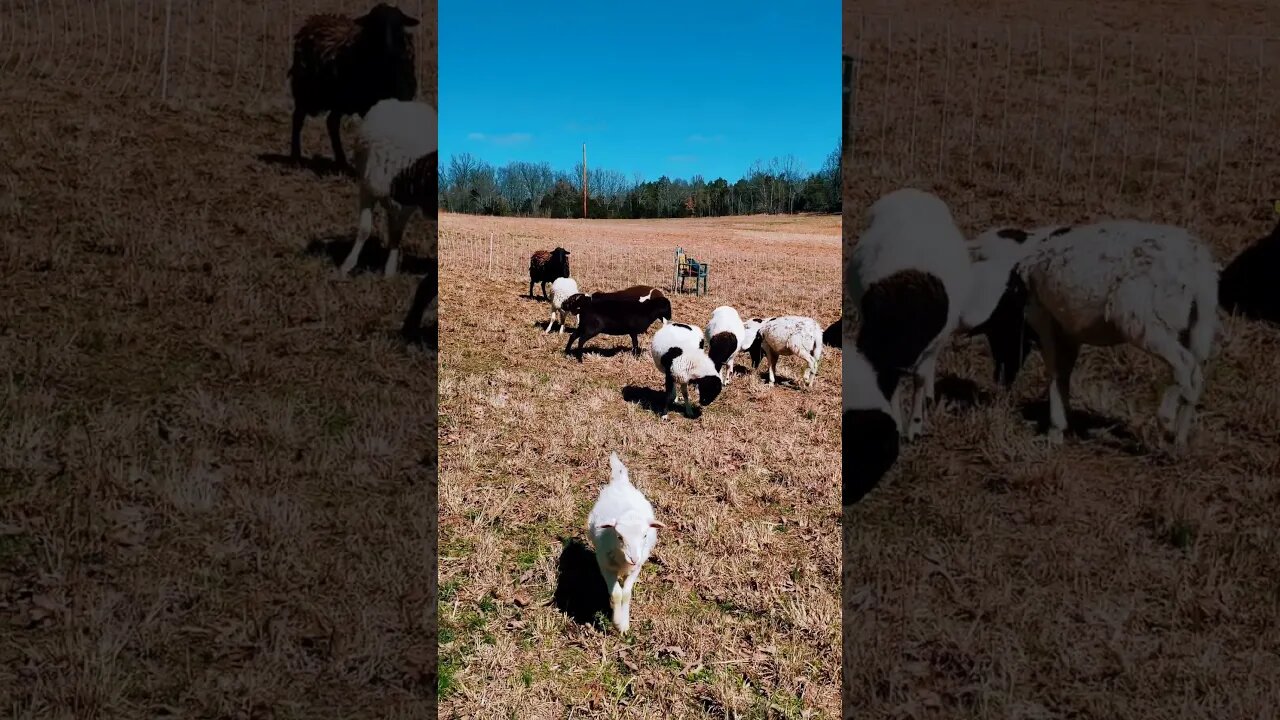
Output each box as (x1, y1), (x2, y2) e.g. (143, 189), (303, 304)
(845, 2), (1280, 718)
(437, 211), (842, 718)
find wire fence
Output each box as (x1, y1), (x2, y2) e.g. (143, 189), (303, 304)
(845, 13), (1280, 227)
(0, 0), (437, 106)
(437, 223), (843, 318)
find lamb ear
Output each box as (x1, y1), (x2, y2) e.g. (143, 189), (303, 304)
(598, 519), (616, 529)
(649, 520), (666, 529)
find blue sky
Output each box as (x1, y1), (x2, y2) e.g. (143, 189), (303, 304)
(439, 1), (839, 184)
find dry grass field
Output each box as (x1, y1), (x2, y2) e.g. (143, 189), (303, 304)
(436, 212), (842, 718)
(844, 2), (1280, 718)
(1, 2), (440, 717)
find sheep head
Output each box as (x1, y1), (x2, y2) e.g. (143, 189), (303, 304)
(355, 4), (419, 60)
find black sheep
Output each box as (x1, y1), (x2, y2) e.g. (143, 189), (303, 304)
(528, 247), (571, 299)
(822, 317), (841, 348)
(288, 3), (419, 171)
(563, 286), (672, 361)
(1220, 218), (1280, 326)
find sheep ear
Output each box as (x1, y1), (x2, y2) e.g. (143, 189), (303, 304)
(598, 518), (616, 529)
(649, 520), (666, 529)
(400, 12), (420, 27)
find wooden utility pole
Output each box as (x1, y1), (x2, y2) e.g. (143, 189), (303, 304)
(582, 143), (588, 219)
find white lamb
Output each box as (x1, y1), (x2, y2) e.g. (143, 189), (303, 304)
(545, 277), (583, 334)
(650, 320), (722, 418)
(338, 98), (438, 278)
(849, 187), (972, 440)
(971, 219), (1219, 447)
(742, 315), (824, 388)
(704, 305), (747, 385)
(587, 452), (665, 635)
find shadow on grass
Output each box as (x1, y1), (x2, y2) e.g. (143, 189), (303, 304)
(257, 152), (353, 178)
(565, 345), (635, 361)
(303, 234), (433, 276)
(553, 538), (610, 628)
(933, 374), (994, 412)
(1018, 399), (1149, 455)
(620, 385), (694, 418)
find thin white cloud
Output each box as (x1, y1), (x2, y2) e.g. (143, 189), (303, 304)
(467, 132), (533, 146)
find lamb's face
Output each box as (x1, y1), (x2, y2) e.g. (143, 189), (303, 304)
(600, 518), (662, 568)
(694, 374), (722, 406)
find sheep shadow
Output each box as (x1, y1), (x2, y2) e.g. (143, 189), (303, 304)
(552, 538), (610, 628)
(932, 374), (994, 412)
(621, 385), (699, 418)
(565, 345), (634, 360)
(1018, 399), (1148, 455)
(257, 152), (353, 178)
(303, 234), (433, 275)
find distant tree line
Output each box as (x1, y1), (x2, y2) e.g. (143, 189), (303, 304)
(437, 141), (841, 219)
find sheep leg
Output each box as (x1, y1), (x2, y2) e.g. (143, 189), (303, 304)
(660, 372), (676, 416)
(599, 567), (625, 631)
(1140, 331), (1203, 448)
(338, 185), (377, 276)
(544, 308), (556, 333)
(682, 384), (694, 418)
(289, 108), (305, 161)
(888, 380), (906, 436)
(906, 350), (940, 442)
(326, 111), (348, 170)
(383, 204), (414, 277)
(630, 333), (641, 357)
(766, 349), (777, 385)
(794, 347), (818, 388)
(528, 279), (536, 298)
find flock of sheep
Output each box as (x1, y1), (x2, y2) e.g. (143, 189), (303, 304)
(286, 2), (437, 344)
(525, 245), (841, 633)
(843, 187), (1280, 509)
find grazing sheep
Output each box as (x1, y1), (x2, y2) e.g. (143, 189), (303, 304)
(822, 318), (842, 348)
(743, 316), (824, 388)
(843, 342), (899, 507)
(850, 188), (972, 440)
(545, 277), (583, 334)
(954, 225), (1057, 388)
(529, 247), (571, 299)
(587, 452), (665, 635)
(338, 98), (437, 277)
(651, 320), (723, 418)
(1219, 217), (1280, 325)
(288, 3), (419, 170)
(705, 306), (747, 384)
(400, 265), (437, 349)
(563, 285), (672, 361)
(975, 220), (1220, 447)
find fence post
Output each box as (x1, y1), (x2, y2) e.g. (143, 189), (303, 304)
(161, 0), (172, 99)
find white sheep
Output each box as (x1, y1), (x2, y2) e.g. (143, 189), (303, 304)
(650, 320), (722, 418)
(973, 219), (1220, 447)
(849, 188), (972, 440)
(587, 451), (665, 635)
(338, 98), (437, 277)
(545, 277), (583, 334)
(742, 315), (824, 388)
(705, 305), (747, 385)
(843, 341), (900, 507)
